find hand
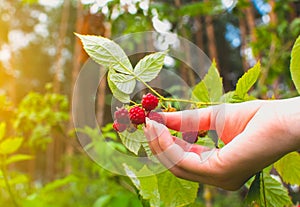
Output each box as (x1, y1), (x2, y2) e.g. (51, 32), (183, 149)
(143, 98), (300, 190)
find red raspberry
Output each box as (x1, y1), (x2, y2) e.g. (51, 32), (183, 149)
(182, 131), (198, 144)
(113, 121), (127, 132)
(147, 111), (165, 125)
(114, 107), (130, 124)
(129, 106), (146, 125)
(141, 93), (159, 111)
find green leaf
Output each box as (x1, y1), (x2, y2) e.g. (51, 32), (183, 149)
(220, 91), (235, 103)
(235, 62), (261, 100)
(107, 70), (130, 103)
(245, 173), (261, 205)
(260, 174), (292, 207)
(178, 1), (223, 16)
(134, 51), (167, 82)
(274, 152), (300, 185)
(196, 137), (215, 148)
(124, 164), (160, 207)
(0, 122), (6, 141)
(5, 154), (33, 165)
(192, 61), (223, 102)
(0, 174), (29, 187)
(290, 35), (300, 94)
(0, 137), (23, 155)
(119, 130), (146, 155)
(142, 142), (159, 163)
(75, 34), (133, 75)
(41, 175), (78, 193)
(93, 195), (112, 207)
(110, 73), (136, 94)
(157, 170), (199, 207)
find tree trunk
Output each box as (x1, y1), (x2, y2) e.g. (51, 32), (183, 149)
(239, 16), (249, 71)
(53, 0), (71, 94)
(245, 1), (256, 43)
(65, 2), (108, 174)
(205, 15), (218, 63)
(45, 0), (71, 181)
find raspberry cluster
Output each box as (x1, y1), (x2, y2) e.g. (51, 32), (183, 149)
(113, 93), (164, 133)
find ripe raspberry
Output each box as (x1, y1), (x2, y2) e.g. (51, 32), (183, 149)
(141, 93), (159, 111)
(182, 131), (198, 144)
(147, 111), (165, 125)
(129, 106), (146, 125)
(113, 121), (127, 132)
(114, 107), (130, 124)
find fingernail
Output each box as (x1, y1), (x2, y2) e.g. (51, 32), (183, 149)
(145, 117), (152, 129)
(144, 118), (157, 141)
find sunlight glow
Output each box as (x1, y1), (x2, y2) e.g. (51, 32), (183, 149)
(38, 0), (62, 8)
(0, 45), (11, 63)
(222, 0), (237, 10)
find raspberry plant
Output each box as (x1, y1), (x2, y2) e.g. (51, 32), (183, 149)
(77, 33), (300, 207)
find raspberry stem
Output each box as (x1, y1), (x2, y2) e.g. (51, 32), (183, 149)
(161, 97), (221, 106)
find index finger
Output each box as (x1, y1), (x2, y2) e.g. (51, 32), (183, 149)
(161, 106), (217, 132)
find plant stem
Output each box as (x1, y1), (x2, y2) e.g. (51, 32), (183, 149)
(1, 156), (19, 207)
(261, 171), (267, 207)
(162, 97), (221, 106)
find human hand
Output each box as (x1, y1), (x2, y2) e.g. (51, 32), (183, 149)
(143, 98), (300, 190)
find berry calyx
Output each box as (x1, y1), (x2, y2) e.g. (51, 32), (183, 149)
(129, 106), (146, 125)
(182, 131), (199, 144)
(127, 123), (137, 133)
(198, 130), (208, 137)
(114, 107), (130, 124)
(141, 93), (159, 111)
(147, 111), (165, 125)
(113, 121), (127, 132)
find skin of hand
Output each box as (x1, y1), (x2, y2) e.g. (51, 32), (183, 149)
(143, 97), (300, 191)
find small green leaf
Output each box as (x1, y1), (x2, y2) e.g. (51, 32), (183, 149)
(192, 61), (223, 102)
(5, 154), (33, 165)
(119, 130), (146, 155)
(192, 81), (209, 102)
(93, 195), (112, 207)
(235, 62), (261, 100)
(0, 122), (6, 141)
(0, 137), (23, 155)
(245, 173), (261, 205)
(110, 73), (136, 94)
(260, 174), (292, 207)
(274, 152), (300, 185)
(75, 34), (133, 74)
(41, 175), (78, 193)
(124, 164), (160, 207)
(220, 91), (235, 103)
(107, 70), (130, 103)
(134, 51), (167, 83)
(290, 35), (300, 94)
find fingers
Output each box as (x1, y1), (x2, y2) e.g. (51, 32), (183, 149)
(161, 106), (217, 132)
(143, 119), (241, 188)
(144, 119), (216, 170)
(144, 118), (185, 164)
